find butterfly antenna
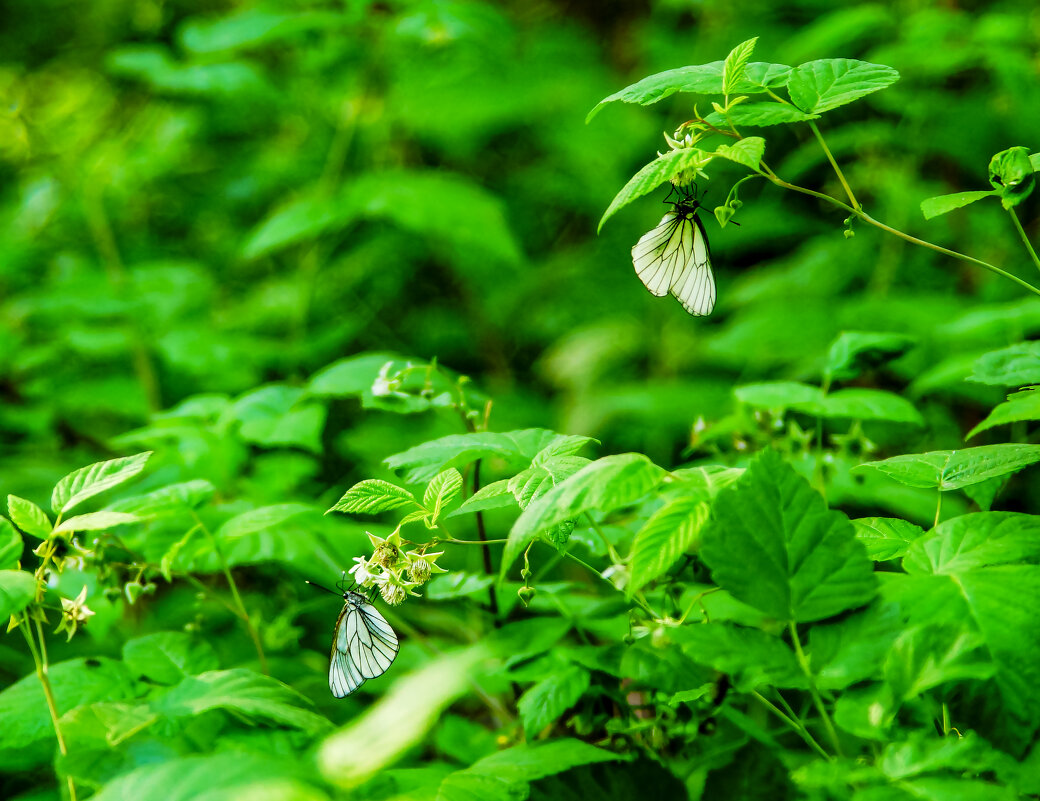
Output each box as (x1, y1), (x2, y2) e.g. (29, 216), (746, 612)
(305, 580), (341, 597)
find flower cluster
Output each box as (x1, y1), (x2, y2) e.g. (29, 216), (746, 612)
(348, 531), (447, 606)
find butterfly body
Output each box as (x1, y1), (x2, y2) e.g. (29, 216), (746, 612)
(632, 198), (716, 316)
(328, 590), (399, 697)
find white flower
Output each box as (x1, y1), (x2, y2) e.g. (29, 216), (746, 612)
(349, 556), (381, 587)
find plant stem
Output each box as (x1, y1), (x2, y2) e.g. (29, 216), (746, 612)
(808, 121), (860, 210)
(560, 550), (658, 618)
(20, 617), (77, 801)
(934, 489), (943, 529)
(761, 171), (1040, 299)
(788, 621), (844, 757)
(192, 512), (269, 675)
(472, 460), (499, 621)
(676, 586), (721, 625)
(750, 690), (831, 761)
(1008, 207), (1040, 277)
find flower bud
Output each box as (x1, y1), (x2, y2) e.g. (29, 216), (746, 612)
(380, 582), (406, 606)
(407, 557), (432, 584)
(373, 542), (399, 569)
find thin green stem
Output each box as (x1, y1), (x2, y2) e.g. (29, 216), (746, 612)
(934, 489), (943, 530)
(750, 690), (831, 761)
(1008, 207), (1040, 277)
(472, 460), (499, 621)
(788, 622), (844, 757)
(560, 550), (658, 618)
(431, 536), (509, 546)
(808, 121), (859, 210)
(676, 587), (721, 625)
(192, 512), (268, 675)
(20, 616), (77, 801)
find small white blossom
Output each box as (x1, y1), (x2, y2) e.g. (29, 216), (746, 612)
(349, 556), (381, 587)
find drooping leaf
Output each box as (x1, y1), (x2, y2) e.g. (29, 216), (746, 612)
(226, 385), (326, 453)
(0, 519), (22, 569)
(700, 449), (876, 622)
(463, 739), (626, 784)
(0, 570), (36, 620)
(450, 480), (515, 517)
(855, 444), (1040, 491)
(920, 190), (997, 220)
(328, 480), (420, 515)
(6, 496), (51, 538)
(51, 452), (152, 515)
(967, 389), (1040, 439)
(734, 381), (824, 409)
(813, 389), (924, 425)
(122, 632), (220, 684)
(517, 665), (591, 738)
(787, 58), (899, 113)
(627, 498), (709, 597)
(884, 623), (995, 702)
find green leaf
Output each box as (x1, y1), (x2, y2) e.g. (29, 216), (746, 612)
(903, 512), (1040, 575)
(787, 59), (899, 113)
(824, 331), (916, 382)
(122, 632), (220, 684)
(713, 137), (766, 171)
(465, 739), (625, 783)
(598, 148), (713, 232)
(812, 389), (924, 425)
(424, 469), (464, 522)
(0, 570), (35, 619)
(7, 496), (51, 538)
(216, 503), (317, 539)
(154, 669), (331, 734)
(586, 61), (791, 122)
(319, 645), (487, 788)
(852, 517), (924, 561)
(920, 190), (997, 220)
(810, 602), (902, 690)
(855, 444), (1040, 491)
(306, 352), (407, 398)
(969, 342), (1040, 386)
(228, 385), (326, 453)
(0, 658), (133, 753)
(988, 146), (1035, 209)
(722, 37), (758, 95)
(329, 480), (420, 515)
(0, 519), (22, 569)
(879, 731), (1017, 782)
(885, 623), (995, 703)
(668, 465), (745, 499)
(54, 511), (140, 534)
(450, 479), (515, 517)
(517, 664), (591, 739)
(734, 381), (823, 409)
(502, 454), (667, 578)
(627, 498), (709, 597)
(673, 623), (806, 690)
(179, 8), (345, 54)
(105, 480), (215, 518)
(967, 389), (1040, 439)
(508, 456), (590, 510)
(425, 572), (495, 600)
(438, 773), (526, 801)
(700, 449), (876, 623)
(51, 452), (152, 514)
(705, 103), (820, 127)
(89, 752), (310, 801)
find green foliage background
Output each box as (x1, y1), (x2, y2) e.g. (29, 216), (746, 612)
(2, 0), (1040, 799)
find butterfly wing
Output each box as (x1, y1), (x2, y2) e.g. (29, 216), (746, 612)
(348, 597), (400, 679)
(632, 211), (694, 297)
(668, 212), (715, 316)
(329, 605), (367, 698)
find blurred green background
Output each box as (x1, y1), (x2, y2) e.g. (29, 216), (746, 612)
(2, 0), (1038, 499)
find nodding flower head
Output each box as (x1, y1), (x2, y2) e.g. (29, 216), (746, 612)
(380, 582), (406, 606)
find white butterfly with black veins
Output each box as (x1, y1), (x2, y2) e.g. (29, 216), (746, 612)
(309, 582), (399, 697)
(632, 194), (716, 316)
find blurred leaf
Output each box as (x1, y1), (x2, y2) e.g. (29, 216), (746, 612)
(226, 386), (326, 453)
(306, 353), (406, 398)
(106, 480), (216, 518)
(787, 59), (899, 113)
(967, 389), (1040, 439)
(969, 342), (1040, 386)
(51, 452), (152, 515)
(0, 570), (35, 619)
(329, 480), (420, 515)
(920, 190), (997, 220)
(463, 740), (626, 784)
(154, 669), (331, 734)
(517, 664), (590, 738)
(856, 444), (1040, 491)
(852, 517), (924, 561)
(903, 513), (1040, 575)
(627, 498), (708, 597)
(437, 773), (526, 801)
(216, 504), (317, 539)
(122, 632), (220, 684)
(810, 602), (901, 691)
(319, 645), (488, 788)
(0, 519), (22, 569)
(179, 8), (346, 54)
(674, 622), (806, 691)
(7, 495), (51, 538)
(107, 46), (271, 98)
(735, 381), (823, 409)
(885, 624), (994, 702)
(435, 715), (498, 765)
(503, 454), (667, 578)
(54, 511), (139, 534)
(813, 389), (924, 425)
(825, 331), (916, 382)
(425, 572), (495, 600)
(669, 465), (745, 499)
(701, 449), (876, 622)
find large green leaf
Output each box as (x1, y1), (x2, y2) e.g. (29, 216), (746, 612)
(812, 389), (924, 425)
(920, 190), (997, 220)
(517, 664), (591, 739)
(824, 331), (916, 383)
(51, 452), (152, 515)
(153, 669), (331, 734)
(122, 632), (220, 684)
(502, 454), (667, 579)
(967, 389), (1040, 439)
(7, 495), (51, 538)
(969, 342), (1040, 386)
(855, 444), (1040, 491)
(328, 480), (421, 515)
(700, 449), (876, 622)
(627, 497), (709, 597)
(852, 517), (924, 562)
(705, 103), (819, 127)
(902, 513), (1040, 575)
(787, 58), (899, 113)
(0, 520), (22, 569)
(0, 570), (35, 619)
(810, 602), (901, 691)
(673, 622), (806, 690)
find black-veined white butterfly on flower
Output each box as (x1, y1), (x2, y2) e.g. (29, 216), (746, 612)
(631, 186), (716, 316)
(307, 578), (399, 697)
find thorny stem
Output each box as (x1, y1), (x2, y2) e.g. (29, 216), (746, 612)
(191, 512), (269, 675)
(20, 616), (77, 801)
(1008, 207), (1040, 278)
(788, 622), (844, 757)
(751, 690), (831, 761)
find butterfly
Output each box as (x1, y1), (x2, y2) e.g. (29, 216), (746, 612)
(307, 580), (399, 697)
(631, 190), (716, 316)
